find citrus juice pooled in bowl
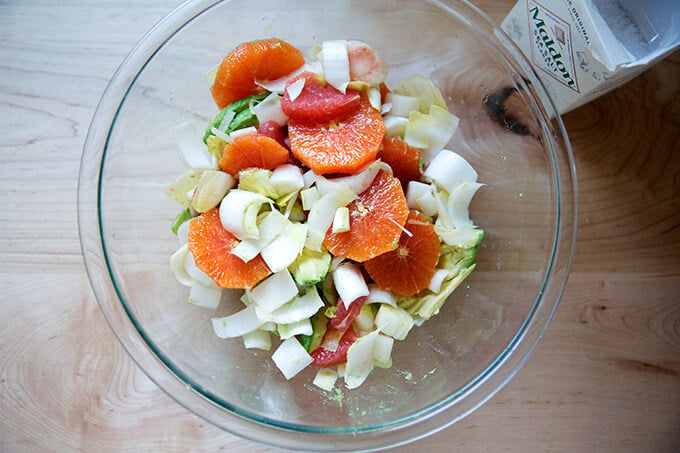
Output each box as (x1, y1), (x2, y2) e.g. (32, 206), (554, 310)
(166, 38), (484, 391)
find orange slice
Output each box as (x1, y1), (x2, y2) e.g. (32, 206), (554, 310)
(218, 133), (290, 176)
(211, 38), (305, 109)
(188, 208), (271, 289)
(380, 137), (422, 187)
(323, 170), (409, 262)
(364, 210), (441, 296)
(288, 93), (385, 175)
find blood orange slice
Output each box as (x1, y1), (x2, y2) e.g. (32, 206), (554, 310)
(310, 327), (357, 367)
(323, 170), (409, 262)
(218, 133), (290, 176)
(188, 208), (271, 289)
(288, 93), (385, 175)
(211, 38), (305, 109)
(281, 72), (361, 123)
(364, 210), (441, 296)
(380, 137), (422, 186)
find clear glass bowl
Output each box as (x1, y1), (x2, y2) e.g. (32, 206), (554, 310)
(78, 0), (577, 451)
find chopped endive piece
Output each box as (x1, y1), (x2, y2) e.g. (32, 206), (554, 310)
(368, 87), (381, 111)
(176, 219), (191, 245)
(255, 286), (324, 324)
(424, 150), (478, 195)
(373, 333), (394, 368)
(313, 367), (338, 391)
(184, 252), (219, 288)
(406, 180), (432, 209)
(383, 115), (409, 139)
(212, 305), (263, 338)
(247, 269), (298, 312)
(288, 247), (331, 286)
(175, 120), (216, 169)
(404, 106), (460, 162)
(286, 77), (306, 101)
(444, 182), (484, 228)
(394, 75), (448, 114)
(238, 168), (279, 199)
(365, 284), (397, 307)
(375, 305), (413, 340)
(230, 238), (260, 263)
(277, 189), (299, 211)
(428, 269), (451, 293)
(254, 92), (288, 126)
(205, 63), (219, 84)
(333, 263), (369, 309)
(314, 160), (381, 196)
(270, 164), (304, 195)
(302, 169), (315, 188)
(190, 170), (234, 213)
(232, 211), (291, 263)
(243, 330), (271, 350)
(188, 281), (223, 309)
(415, 192), (438, 217)
(435, 223), (484, 248)
(300, 187), (319, 211)
(170, 244), (192, 287)
(255, 63), (310, 93)
(219, 189), (272, 240)
(260, 223), (307, 272)
(385, 93), (420, 118)
(305, 185), (357, 251)
(272, 337), (313, 380)
(206, 135), (227, 161)
(278, 318), (313, 340)
(332, 206), (350, 233)
(381, 102), (392, 115)
(229, 126), (258, 139)
(257, 210), (291, 246)
(344, 330), (379, 389)
(354, 304), (376, 332)
(166, 170), (201, 208)
(260, 321), (277, 332)
(216, 109), (237, 132)
(320, 40), (350, 93)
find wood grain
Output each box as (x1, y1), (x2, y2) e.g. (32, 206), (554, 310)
(1, 1), (679, 452)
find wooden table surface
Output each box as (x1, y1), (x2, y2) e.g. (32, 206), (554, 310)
(1, 1), (678, 451)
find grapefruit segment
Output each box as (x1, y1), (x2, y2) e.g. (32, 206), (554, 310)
(288, 93), (385, 175)
(188, 208), (271, 289)
(211, 38), (305, 109)
(281, 72), (361, 123)
(219, 133), (290, 176)
(323, 170), (409, 262)
(364, 210), (441, 296)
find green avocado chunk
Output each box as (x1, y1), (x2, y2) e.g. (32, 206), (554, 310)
(171, 208), (194, 235)
(202, 91), (270, 143)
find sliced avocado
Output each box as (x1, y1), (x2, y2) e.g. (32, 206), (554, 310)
(289, 248), (332, 287)
(202, 91), (270, 143)
(171, 208), (194, 235)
